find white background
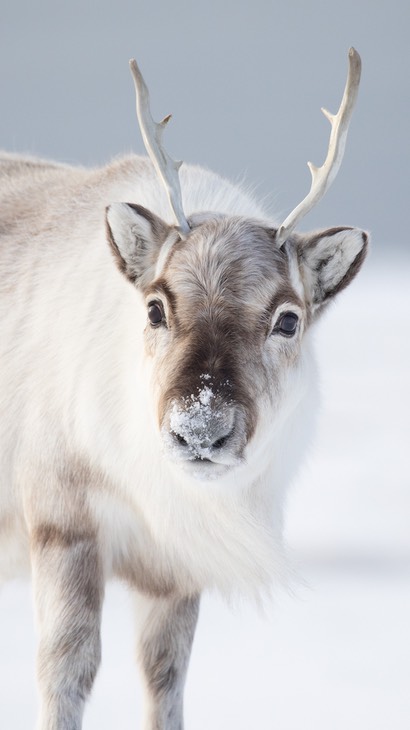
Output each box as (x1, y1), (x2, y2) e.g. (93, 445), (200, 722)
(1, 1), (409, 727)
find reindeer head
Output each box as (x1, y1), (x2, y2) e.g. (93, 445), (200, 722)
(106, 51), (368, 481)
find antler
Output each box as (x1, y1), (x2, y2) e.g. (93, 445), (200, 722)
(129, 59), (190, 236)
(276, 47), (362, 248)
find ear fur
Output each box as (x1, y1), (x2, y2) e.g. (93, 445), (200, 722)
(297, 226), (369, 314)
(106, 203), (171, 288)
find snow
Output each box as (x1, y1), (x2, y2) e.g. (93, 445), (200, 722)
(169, 384), (218, 456)
(168, 380), (228, 462)
(1, 259), (409, 728)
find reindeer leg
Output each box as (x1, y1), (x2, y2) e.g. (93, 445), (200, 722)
(135, 592), (200, 730)
(30, 524), (103, 730)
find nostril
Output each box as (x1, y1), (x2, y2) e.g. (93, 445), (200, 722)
(172, 429), (233, 451)
(212, 430), (233, 450)
(174, 432), (188, 447)
(212, 435), (227, 450)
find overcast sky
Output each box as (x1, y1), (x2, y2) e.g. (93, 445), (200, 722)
(1, 0), (408, 260)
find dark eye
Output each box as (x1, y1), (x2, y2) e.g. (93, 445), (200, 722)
(148, 301), (165, 327)
(274, 312), (299, 337)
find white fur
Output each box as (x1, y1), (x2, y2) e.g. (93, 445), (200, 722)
(0, 153), (362, 607)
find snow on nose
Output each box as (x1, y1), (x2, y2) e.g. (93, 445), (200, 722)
(168, 384), (235, 460)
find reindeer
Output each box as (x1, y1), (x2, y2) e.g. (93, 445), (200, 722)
(0, 49), (367, 729)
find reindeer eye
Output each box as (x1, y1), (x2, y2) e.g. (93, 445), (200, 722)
(148, 301), (165, 327)
(274, 312), (299, 337)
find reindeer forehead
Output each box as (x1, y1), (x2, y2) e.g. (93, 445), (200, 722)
(158, 219), (293, 312)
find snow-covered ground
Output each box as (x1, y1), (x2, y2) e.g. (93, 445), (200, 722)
(1, 258), (409, 729)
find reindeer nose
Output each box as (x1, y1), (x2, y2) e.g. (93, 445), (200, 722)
(172, 419), (234, 455)
(168, 390), (236, 460)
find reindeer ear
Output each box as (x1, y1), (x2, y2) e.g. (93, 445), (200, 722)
(297, 226), (369, 313)
(106, 203), (171, 287)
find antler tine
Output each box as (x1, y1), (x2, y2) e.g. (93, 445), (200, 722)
(276, 48), (362, 248)
(129, 59), (190, 236)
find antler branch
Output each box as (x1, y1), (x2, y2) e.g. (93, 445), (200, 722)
(129, 59), (190, 236)
(276, 48), (362, 248)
